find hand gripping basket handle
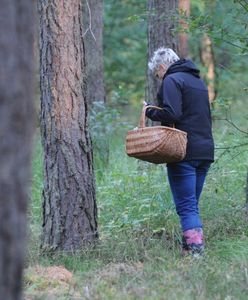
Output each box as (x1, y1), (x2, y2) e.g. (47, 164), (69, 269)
(138, 105), (163, 128)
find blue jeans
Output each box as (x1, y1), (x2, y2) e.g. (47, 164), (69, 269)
(167, 160), (211, 231)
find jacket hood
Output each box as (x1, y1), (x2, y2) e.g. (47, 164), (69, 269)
(164, 59), (200, 79)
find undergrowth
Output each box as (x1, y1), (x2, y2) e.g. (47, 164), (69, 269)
(26, 101), (248, 299)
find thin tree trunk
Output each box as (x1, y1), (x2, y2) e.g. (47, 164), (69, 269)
(0, 1), (35, 299)
(147, 0), (179, 102)
(246, 170), (248, 214)
(179, 0), (190, 58)
(38, 0), (98, 251)
(200, 33), (217, 103)
(83, 0), (105, 104)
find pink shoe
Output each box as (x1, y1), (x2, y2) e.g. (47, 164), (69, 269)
(182, 228), (204, 257)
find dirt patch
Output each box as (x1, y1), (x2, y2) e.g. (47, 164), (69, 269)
(24, 262), (145, 299)
(31, 265), (73, 283)
(24, 265), (80, 300)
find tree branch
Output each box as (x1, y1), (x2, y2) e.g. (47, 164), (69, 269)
(82, 0), (96, 42)
(215, 142), (248, 150)
(237, 0), (248, 13)
(216, 118), (248, 135)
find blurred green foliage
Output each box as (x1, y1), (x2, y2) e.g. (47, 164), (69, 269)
(89, 101), (129, 174)
(104, 0), (147, 105)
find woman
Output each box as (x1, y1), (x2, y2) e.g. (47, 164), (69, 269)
(145, 47), (214, 256)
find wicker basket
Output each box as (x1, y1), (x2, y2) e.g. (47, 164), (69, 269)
(125, 105), (187, 164)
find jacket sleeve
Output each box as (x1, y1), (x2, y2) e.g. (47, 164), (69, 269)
(146, 77), (183, 124)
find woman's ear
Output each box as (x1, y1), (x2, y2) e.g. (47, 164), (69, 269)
(160, 64), (167, 72)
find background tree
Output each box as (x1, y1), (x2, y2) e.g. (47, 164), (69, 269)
(200, 33), (216, 102)
(147, 0), (179, 102)
(0, 1), (35, 299)
(38, 0), (98, 251)
(193, 0), (217, 102)
(83, 0), (105, 104)
(179, 0), (190, 58)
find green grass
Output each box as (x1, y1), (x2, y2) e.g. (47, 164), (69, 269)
(26, 107), (248, 299)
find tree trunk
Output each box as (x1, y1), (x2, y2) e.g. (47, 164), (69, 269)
(82, 0), (105, 104)
(0, 1), (35, 299)
(200, 33), (216, 103)
(38, 0), (98, 251)
(179, 0), (190, 58)
(147, 0), (179, 103)
(246, 170), (248, 215)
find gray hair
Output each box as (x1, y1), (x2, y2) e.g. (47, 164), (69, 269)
(148, 47), (180, 73)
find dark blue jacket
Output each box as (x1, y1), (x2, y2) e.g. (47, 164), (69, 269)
(146, 59), (214, 162)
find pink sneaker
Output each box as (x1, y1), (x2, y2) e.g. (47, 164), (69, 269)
(182, 228), (204, 257)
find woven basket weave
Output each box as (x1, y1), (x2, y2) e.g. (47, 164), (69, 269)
(125, 105), (187, 164)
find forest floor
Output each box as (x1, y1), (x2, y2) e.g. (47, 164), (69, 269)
(25, 122), (248, 299)
(24, 230), (248, 300)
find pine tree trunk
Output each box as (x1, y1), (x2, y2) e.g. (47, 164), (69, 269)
(83, 0), (105, 104)
(38, 0), (98, 251)
(0, 1), (35, 299)
(200, 33), (216, 103)
(179, 0), (190, 58)
(147, 0), (179, 102)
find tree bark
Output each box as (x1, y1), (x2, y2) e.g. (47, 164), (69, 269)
(179, 0), (190, 58)
(0, 1), (35, 299)
(82, 0), (105, 104)
(147, 0), (179, 102)
(200, 33), (216, 103)
(38, 0), (98, 251)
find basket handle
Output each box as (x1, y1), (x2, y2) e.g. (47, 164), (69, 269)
(138, 105), (163, 128)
